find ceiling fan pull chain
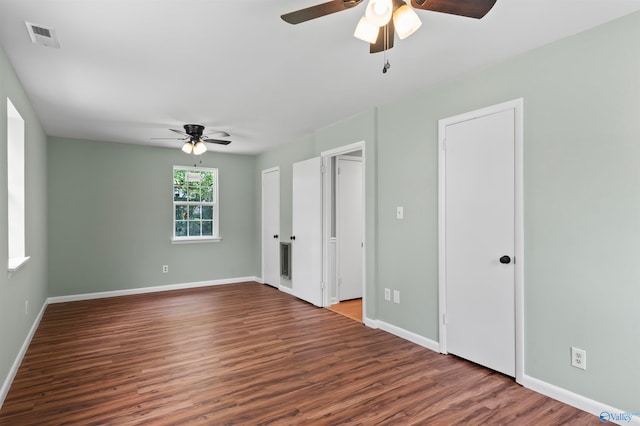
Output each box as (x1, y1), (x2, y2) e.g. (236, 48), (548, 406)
(382, 24), (390, 74)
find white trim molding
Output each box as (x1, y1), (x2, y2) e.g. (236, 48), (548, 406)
(0, 299), (47, 408)
(48, 276), (260, 304)
(320, 141), (365, 158)
(363, 317), (378, 329)
(520, 374), (640, 425)
(377, 320), (440, 353)
(8, 256), (30, 272)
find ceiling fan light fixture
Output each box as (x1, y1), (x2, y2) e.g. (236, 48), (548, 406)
(354, 16), (379, 44)
(193, 140), (207, 155)
(365, 0), (392, 27)
(393, 4), (422, 39)
(181, 141), (194, 154)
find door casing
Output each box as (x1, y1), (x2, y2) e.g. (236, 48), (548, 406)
(321, 141), (366, 316)
(438, 99), (524, 383)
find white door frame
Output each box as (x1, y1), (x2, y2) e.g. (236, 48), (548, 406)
(321, 141), (366, 313)
(261, 166), (280, 287)
(438, 99), (524, 383)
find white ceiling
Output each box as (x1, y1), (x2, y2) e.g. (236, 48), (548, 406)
(1, 0), (639, 154)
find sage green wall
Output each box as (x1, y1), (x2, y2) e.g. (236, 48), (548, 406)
(258, 12), (640, 412)
(0, 47), (48, 400)
(48, 137), (259, 297)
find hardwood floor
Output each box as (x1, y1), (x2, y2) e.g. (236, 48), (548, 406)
(327, 298), (362, 323)
(0, 282), (598, 425)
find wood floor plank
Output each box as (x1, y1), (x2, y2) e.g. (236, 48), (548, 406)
(327, 298), (362, 322)
(0, 282), (600, 425)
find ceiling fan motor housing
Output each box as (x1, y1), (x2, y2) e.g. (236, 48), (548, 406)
(184, 124), (205, 140)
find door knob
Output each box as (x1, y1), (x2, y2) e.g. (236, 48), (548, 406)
(290, 236), (296, 241)
(499, 255), (511, 264)
(273, 234), (279, 239)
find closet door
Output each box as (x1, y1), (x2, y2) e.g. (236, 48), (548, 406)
(336, 156), (363, 301)
(291, 157), (323, 306)
(262, 167), (280, 287)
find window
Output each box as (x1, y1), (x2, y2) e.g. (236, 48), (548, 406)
(172, 166), (219, 242)
(7, 98), (29, 271)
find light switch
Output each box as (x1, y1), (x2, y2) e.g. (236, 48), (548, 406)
(396, 206), (404, 219)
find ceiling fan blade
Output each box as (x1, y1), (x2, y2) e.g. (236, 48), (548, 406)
(151, 137), (187, 140)
(411, 0), (496, 19)
(281, 0), (363, 24)
(370, 20), (395, 54)
(203, 138), (232, 145)
(170, 128), (187, 136)
(204, 130), (231, 138)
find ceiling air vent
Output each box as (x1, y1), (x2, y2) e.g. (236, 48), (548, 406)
(25, 22), (60, 48)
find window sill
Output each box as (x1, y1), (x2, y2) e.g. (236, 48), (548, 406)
(171, 237), (222, 244)
(8, 256), (31, 272)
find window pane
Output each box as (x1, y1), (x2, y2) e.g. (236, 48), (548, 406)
(189, 221), (201, 236)
(189, 205), (201, 220)
(175, 205), (188, 221)
(175, 221), (187, 237)
(202, 220), (213, 236)
(201, 205), (213, 220)
(173, 170), (186, 186)
(188, 187), (201, 202)
(202, 187), (213, 202)
(201, 171), (213, 187)
(173, 185), (187, 201)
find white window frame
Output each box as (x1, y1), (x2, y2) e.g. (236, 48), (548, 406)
(7, 98), (30, 272)
(172, 165), (221, 243)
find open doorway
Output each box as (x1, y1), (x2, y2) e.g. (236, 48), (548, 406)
(321, 142), (365, 323)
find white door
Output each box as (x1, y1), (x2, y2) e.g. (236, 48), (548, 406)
(443, 108), (516, 377)
(292, 157), (323, 306)
(262, 168), (280, 288)
(337, 156), (363, 301)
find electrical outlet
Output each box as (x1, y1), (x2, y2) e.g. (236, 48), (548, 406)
(571, 347), (586, 370)
(162, 265), (169, 274)
(393, 290), (400, 304)
(25, 300), (28, 315)
(384, 288), (391, 301)
(396, 206), (404, 220)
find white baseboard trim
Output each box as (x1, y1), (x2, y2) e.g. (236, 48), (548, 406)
(0, 299), (47, 409)
(363, 317), (378, 329)
(376, 320), (440, 353)
(278, 285), (295, 296)
(254, 277), (264, 284)
(520, 374), (640, 425)
(48, 276), (261, 304)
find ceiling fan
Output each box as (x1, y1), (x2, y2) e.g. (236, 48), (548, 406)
(281, 0), (497, 54)
(153, 124), (231, 155)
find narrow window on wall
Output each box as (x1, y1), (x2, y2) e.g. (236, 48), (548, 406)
(172, 166), (220, 242)
(7, 98), (29, 271)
